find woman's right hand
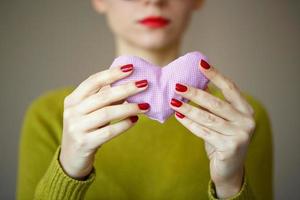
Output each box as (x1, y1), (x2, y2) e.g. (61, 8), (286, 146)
(59, 64), (149, 180)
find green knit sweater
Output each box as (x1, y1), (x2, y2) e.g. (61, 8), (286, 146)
(16, 85), (273, 200)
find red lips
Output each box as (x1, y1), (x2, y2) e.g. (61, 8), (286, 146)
(138, 16), (170, 28)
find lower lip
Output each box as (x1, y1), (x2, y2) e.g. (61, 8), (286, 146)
(139, 20), (170, 28)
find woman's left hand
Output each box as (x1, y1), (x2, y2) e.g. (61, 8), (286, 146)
(169, 60), (256, 199)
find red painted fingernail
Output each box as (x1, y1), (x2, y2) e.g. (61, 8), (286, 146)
(175, 111), (185, 119)
(138, 103), (150, 110)
(171, 98), (182, 107)
(129, 116), (139, 123)
(200, 59), (210, 69)
(175, 83), (188, 92)
(204, 84), (209, 91)
(120, 64), (133, 72)
(135, 79), (148, 88)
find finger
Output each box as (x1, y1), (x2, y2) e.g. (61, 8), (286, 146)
(85, 116), (139, 149)
(76, 79), (148, 114)
(170, 98), (236, 135)
(199, 60), (254, 116)
(65, 64), (134, 108)
(77, 103), (150, 131)
(174, 111), (226, 149)
(175, 83), (247, 122)
(98, 85), (125, 106)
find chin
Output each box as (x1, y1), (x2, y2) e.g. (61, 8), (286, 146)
(128, 33), (179, 51)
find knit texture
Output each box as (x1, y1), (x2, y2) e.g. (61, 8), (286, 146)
(16, 85), (273, 200)
(34, 147), (95, 200)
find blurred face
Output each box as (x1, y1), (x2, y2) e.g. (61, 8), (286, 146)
(92, 0), (203, 50)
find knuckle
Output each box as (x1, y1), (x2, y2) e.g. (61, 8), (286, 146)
(67, 123), (78, 133)
(209, 99), (223, 110)
(200, 125), (210, 133)
(98, 90), (110, 103)
(102, 87), (125, 104)
(64, 95), (72, 107)
(189, 87), (200, 98)
(88, 73), (97, 80)
(184, 104), (194, 115)
(63, 109), (73, 119)
(189, 121), (199, 131)
(100, 71), (113, 84)
(119, 84), (132, 95)
(228, 135), (249, 153)
(247, 105), (255, 116)
(184, 118), (194, 127)
(238, 131), (250, 145)
(100, 107), (110, 120)
(209, 69), (218, 79)
(90, 70), (107, 81)
(85, 74), (98, 86)
(102, 127), (113, 140)
(87, 70), (110, 85)
(203, 113), (217, 124)
(244, 117), (256, 132)
(249, 119), (256, 131)
(224, 79), (238, 91)
(198, 126), (210, 138)
(73, 105), (85, 116)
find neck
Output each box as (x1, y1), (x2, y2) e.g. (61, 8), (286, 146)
(115, 37), (181, 66)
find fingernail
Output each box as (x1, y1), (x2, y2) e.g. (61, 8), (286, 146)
(175, 111), (185, 119)
(138, 103), (150, 110)
(200, 59), (210, 69)
(171, 98), (182, 107)
(204, 84), (209, 91)
(175, 83), (187, 92)
(129, 116), (139, 123)
(120, 64), (133, 72)
(135, 79), (148, 88)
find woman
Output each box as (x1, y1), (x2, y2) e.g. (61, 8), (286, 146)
(17, 0), (273, 199)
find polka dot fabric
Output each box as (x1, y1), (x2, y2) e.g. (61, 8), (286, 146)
(109, 51), (210, 123)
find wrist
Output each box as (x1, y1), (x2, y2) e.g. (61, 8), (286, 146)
(213, 167), (244, 199)
(59, 149), (94, 180)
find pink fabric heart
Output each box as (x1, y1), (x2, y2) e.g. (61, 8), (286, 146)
(109, 51), (210, 123)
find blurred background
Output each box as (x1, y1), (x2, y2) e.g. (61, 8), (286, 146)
(1, 0), (299, 199)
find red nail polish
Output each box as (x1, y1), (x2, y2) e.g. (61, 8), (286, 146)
(175, 83), (188, 92)
(204, 84), (209, 91)
(200, 59), (210, 69)
(129, 116), (139, 123)
(171, 98), (182, 107)
(120, 64), (133, 72)
(175, 111), (185, 119)
(138, 103), (150, 110)
(135, 80), (148, 88)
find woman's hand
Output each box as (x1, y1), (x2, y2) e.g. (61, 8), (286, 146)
(60, 64), (150, 180)
(169, 60), (256, 198)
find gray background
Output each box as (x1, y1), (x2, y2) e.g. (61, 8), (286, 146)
(1, 0), (299, 199)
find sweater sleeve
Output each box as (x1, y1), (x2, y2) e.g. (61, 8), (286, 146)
(34, 146), (95, 200)
(208, 170), (255, 200)
(16, 88), (95, 200)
